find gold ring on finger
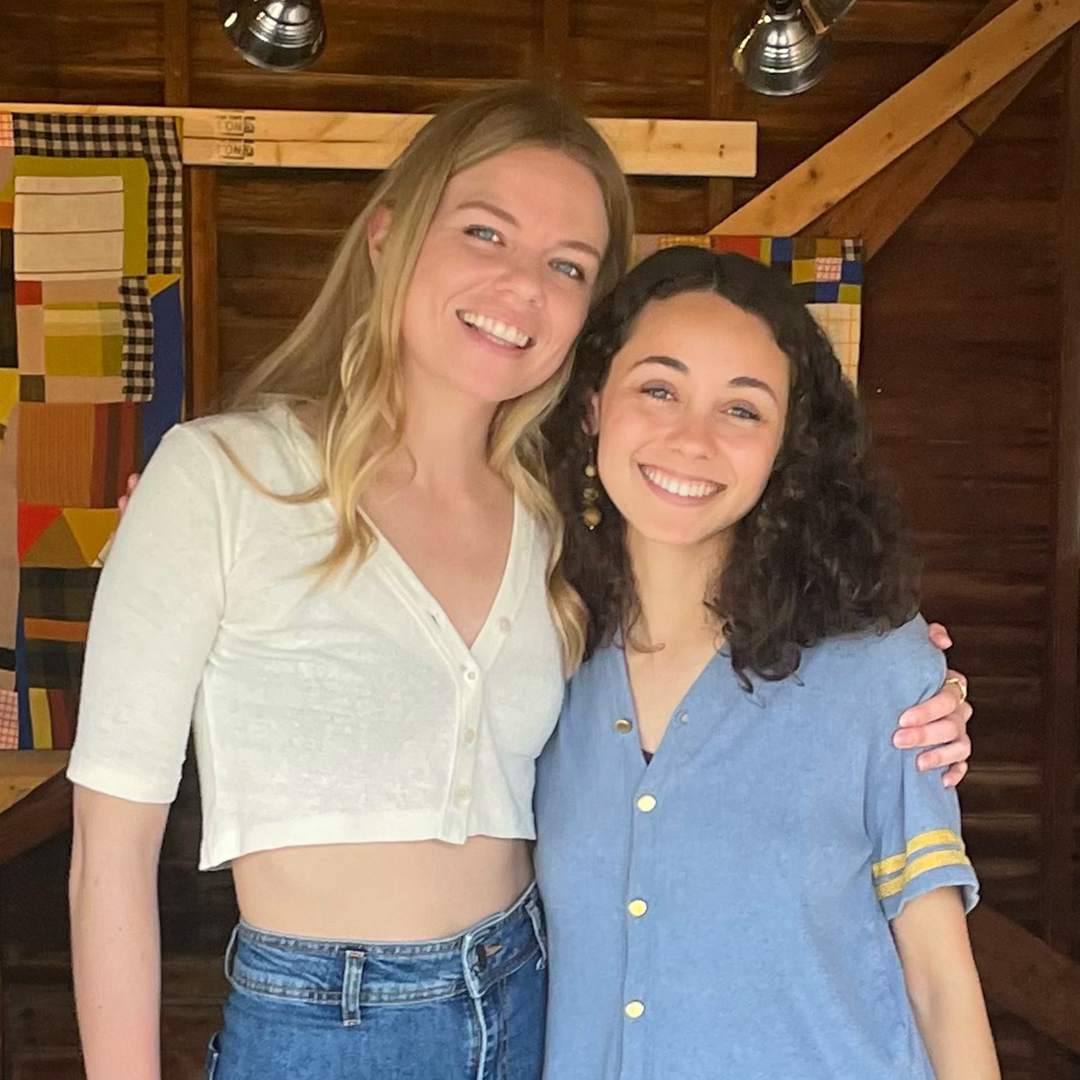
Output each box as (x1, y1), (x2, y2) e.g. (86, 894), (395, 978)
(944, 675), (968, 704)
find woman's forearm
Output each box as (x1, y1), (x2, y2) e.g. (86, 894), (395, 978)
(69, 788), (169, 1080)
(905, 957), (999, 1080)
(893, 888), (1000, 1080)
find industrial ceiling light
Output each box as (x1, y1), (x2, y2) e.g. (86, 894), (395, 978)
(731, 0), (857, 96)
(219, 0), (327, 71)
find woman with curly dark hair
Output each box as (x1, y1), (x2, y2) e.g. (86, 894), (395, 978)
(534, 246), (999, 1080)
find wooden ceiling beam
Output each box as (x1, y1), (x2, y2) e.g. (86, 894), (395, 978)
(710, 0), (1080, 236)
(969, 904), (1080, 1056)
(807, 35), (1062, 256)
(0, 103), (757, 178)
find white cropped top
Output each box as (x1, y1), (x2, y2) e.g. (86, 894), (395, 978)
(67, 404), (566, 870)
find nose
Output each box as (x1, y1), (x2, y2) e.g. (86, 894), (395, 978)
(668, 410), (714, 459)
(494, 252), (544, 306)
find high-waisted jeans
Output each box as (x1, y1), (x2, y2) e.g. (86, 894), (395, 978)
(205, 882), (548, 1080)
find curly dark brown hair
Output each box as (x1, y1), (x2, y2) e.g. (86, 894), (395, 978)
(543, 246), (919, 685)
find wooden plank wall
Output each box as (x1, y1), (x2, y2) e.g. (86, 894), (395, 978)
(1, 2), (1077, 1078)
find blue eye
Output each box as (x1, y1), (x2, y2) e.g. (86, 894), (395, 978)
(551, 259), (586, 282)
(465, 225), (501, 243)
(642, 386), (674, 401)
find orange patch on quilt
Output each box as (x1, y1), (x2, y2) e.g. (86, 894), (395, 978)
(709, 235), (762, 259)
(23, 618), (88, 642)
(17, 402), (96, 506)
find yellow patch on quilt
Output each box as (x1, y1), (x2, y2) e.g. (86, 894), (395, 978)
(44, 334), (123, 377)
(0, 370), (17, 426)
(29, 687), (52, 749)
(147, 274), (181, 297)
(62, 508), (120, 566)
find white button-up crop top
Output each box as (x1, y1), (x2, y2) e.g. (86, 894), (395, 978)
(67, 403), (566, 870)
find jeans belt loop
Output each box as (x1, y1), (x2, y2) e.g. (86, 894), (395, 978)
(341, 949), (365, 1026)
(222, 924), (241, 985)
(525, 894), (548, 970)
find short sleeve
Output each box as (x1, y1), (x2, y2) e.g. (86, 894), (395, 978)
(67, 424), (230, 804)
(867, 619), (980, 920)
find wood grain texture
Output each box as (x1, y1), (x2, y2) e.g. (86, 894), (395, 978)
(1, 3), (1078, 1078)
(1042, 28), (1080, 953)
(711, 0), (1080, 234)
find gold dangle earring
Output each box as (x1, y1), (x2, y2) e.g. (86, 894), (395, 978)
(582, 441), (602, 531)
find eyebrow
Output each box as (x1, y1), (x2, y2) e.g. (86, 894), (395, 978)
(455, 199), (603, 261)
(632, 356), (780, 402)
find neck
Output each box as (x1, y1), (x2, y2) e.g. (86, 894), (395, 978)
(389, 366), (500, 495)
(626, 528), (727, 654)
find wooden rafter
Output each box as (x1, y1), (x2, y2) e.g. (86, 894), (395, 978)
(0, 102), (757, 178)
(807, 13), (1064, 256)
(710, 0), (1080, 235)
(968, 906), (1080, 1055)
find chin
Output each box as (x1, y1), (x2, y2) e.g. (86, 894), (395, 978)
(634, 518), (718, 550)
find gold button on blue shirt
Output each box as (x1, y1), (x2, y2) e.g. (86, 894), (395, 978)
(534, 615), (978, 1080)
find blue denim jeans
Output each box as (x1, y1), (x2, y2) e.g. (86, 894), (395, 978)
(204, 883), (548, 1080)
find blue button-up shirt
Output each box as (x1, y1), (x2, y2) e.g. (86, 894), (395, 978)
(534, 615), (978, 1080)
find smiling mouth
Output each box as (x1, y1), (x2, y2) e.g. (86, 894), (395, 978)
(457, 310), (534, 350)
(640, 464), (723, 500)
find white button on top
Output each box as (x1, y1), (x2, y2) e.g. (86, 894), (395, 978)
(465, 669), (477, 682)
(498, 617), (512, 633)
(464, 728), (477, 745)
(677, 710), (689, 724)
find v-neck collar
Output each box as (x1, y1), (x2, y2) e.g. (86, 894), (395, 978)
(273, 400), (531, 667)
(611, 643), (726, 768)
(358, 494), (523, 660)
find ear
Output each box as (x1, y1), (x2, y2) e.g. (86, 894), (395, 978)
(584, 391), (601, 437)
(366, 205), (392, 266)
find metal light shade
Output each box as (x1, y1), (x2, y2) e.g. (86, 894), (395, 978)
(219, 0), (327, 71)
(731, 0), (856, 96)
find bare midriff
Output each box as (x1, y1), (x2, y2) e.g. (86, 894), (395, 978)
(231, 835), (534, 941)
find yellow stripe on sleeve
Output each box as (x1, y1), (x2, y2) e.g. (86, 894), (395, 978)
(872, 829), (964, 879)
(874, 850), (972, 900)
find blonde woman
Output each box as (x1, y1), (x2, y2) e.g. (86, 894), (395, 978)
(67, 87), (973, 1080)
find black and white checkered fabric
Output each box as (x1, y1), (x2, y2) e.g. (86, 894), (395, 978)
(143, 117), (183, 275)
(119, 277), (154, 400)
(13, 114), (143, 158)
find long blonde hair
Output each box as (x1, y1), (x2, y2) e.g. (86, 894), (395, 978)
(226, 85), (634, 672)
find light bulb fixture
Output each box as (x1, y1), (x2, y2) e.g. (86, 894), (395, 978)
(218, 0), (327, 71)
(730, 0), (857, 96)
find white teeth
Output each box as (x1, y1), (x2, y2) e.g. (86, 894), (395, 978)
(460, 311), (531, 348)
(642, 466), (720, 500)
